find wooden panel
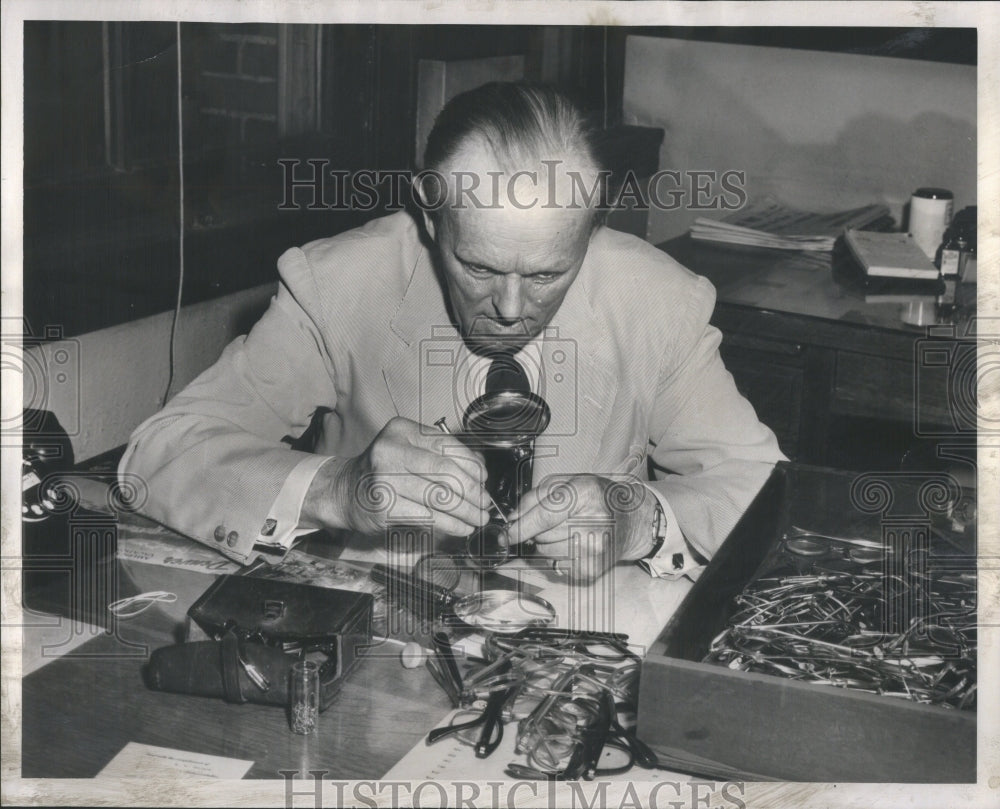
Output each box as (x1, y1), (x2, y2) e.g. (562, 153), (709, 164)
(640, 655), (975, 782)
(278, 25), (320, 137)
(414, 55), (526, 165)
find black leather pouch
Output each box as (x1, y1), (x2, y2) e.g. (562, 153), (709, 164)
(145, 575), (374, 710)
(146, 631), (297, 707)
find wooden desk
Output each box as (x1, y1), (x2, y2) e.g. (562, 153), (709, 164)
(661, 236), (977, 469)
(19, 511), (686, 780)
(20, 563), (454, 779)
(17, 459), (978, 784)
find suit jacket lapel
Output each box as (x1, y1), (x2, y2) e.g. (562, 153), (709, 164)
(534, 254), (619, 480)
(383, 249), (465, 430)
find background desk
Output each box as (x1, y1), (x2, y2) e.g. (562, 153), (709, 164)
(661, 236), (977, 471)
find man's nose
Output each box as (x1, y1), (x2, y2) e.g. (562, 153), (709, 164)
(491, 275), (526, 323)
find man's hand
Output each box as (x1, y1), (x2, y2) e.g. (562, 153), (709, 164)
(505, 474), (657, 581)
(301, 417), (492, 536)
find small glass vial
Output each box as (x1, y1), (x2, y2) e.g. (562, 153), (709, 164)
(936, 228), (968, 317)
(936, 230), (968, 279)
(289, 660), (320, 734)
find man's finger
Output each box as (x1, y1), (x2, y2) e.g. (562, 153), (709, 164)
(412, 429), (488, 476)
(526, 535), (568, 559)
(508, 477), (579, 520)
(389, 468), (489, 530)
(506, 485), (540, 523)
(400, 446), (491, 511)
(428, 511), (481, 537)
(447, 452), (488, 483)
(505, 499), (568, 546)
(534, 524), (570, 545)
(388, 495), (482, 537)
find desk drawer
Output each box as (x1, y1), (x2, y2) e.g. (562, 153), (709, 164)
(638, 464), (976, 782)
(833, 352), (953, 427)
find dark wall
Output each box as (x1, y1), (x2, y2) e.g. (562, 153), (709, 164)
(24, 23), (968, 340)
(23, 22), (626, 339)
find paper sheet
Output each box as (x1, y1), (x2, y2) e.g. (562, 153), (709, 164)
(116, 516), (378, 592)
(97, 742), (254, 779)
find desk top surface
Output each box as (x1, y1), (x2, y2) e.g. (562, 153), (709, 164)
(17, 463), (976, 783)
(660, 235), (974, 336)
(19, 509), (688, 780)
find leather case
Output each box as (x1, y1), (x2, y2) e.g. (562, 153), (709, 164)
(187, 574), (373, 645)
(145, 575), (374, 710)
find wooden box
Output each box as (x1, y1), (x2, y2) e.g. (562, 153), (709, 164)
(637, 463), (976, 782)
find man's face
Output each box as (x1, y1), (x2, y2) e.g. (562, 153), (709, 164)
(423, 146), (597, 354)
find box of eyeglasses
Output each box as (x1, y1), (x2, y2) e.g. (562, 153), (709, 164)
(638, 462), (976, 782)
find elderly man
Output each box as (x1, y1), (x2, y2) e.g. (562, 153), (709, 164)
(120, 82), (783, 581)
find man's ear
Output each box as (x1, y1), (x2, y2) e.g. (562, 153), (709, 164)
(412, 175), (437, 241)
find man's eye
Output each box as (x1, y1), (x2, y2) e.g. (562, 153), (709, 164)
(464, 264), (491, 277)
(533, 273), (558, 283)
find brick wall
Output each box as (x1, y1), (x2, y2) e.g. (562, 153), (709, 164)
(197, 23), (279, 148)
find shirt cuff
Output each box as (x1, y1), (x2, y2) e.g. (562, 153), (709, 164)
(252, 453), (335, 559)
(637, 484), (706, 581)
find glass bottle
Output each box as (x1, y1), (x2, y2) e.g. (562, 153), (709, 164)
(289, 659), (320, 734)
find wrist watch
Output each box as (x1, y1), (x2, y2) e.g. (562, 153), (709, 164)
(644, 499), (667, 560)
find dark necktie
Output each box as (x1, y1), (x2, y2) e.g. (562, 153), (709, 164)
(485, 350), (530, 395)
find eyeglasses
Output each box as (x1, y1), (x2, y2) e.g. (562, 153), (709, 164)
(424, 627), (657, 779)
(506, 664), (656, 780)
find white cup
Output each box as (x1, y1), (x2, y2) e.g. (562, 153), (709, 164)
(909, 188), (953, 259)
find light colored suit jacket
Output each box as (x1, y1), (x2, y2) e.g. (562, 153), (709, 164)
(121, 211), (784, 564)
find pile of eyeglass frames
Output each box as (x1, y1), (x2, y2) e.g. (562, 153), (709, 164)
(425, 627), (660, 780)
(703, 527), (976, 710)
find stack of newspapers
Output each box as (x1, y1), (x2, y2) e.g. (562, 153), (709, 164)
(690, 197), (893, 252)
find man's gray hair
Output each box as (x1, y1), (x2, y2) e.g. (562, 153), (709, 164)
(424, 82), (601, 174)
(421, 81), (608, 223)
